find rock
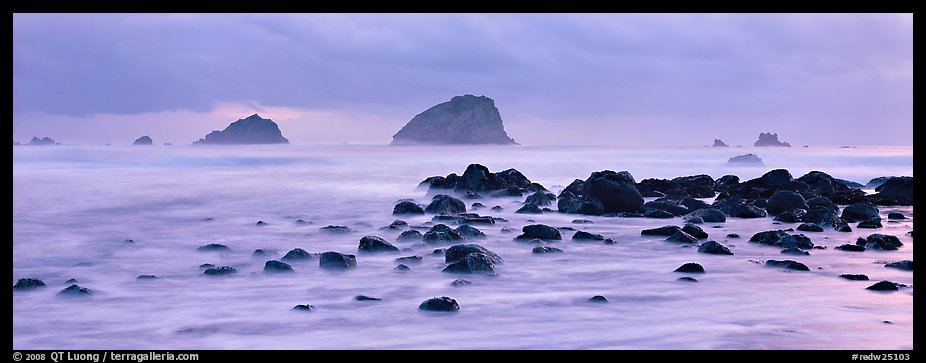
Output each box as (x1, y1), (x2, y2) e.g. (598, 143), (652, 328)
(572, 219), (594, 224)
(835, 244), (866, 252)
(132, 136), (153, 145)
(887, 212), (906, 220)
(796, 223), (823, 232)
(674, 263), (705, 273)
(841, 203), (880, 222)
(460, 215), (496, 224)
(685, 216), (704, 224)
(425, 194), (466, 214)
(557, 171), (644, 215)
(203, 266), (237, 276)
(643, 199), (690, 216)
(491, 206), (504, 212)
(525, 191), (556, 206)
(455, 225), (486, 239)
(295, 219), (310, 225)
(774, 209), (807, 223)
(732, 204), (768, 218)
(885, 260), (913, 271)
(463, 191), (482, 199)
(198, 263), (215, 270)
(834, 221), (852, 232)
(515, 224), (562, 240)
(13, 278), (46, 291)
(445, 244), (503, 264)
(395, 256), (423, 264)
(572, 231), (605, 241)
(136, 275), (158, 280)
(281, 248), (312, 262)
(515, 204), (543, 214)
(431, 248), (446, 256)
(806, 196), (838, 213)
(391, 95), (517, 145)
(726, 233), (740, 238)
(859, 234), (903, 250)
(471, 202), (485, 210)
(255, 220), (268, 226)
(765, 260), (809, 271)
(418, 296), (461, 312)
(355, 295), (382, 301)
(196, 243), (230, 252)
(384, 220), (408, 230)
(712, 139), (729, 147)
(395, 264), (412, 271)
(318, 251), (357, 270)
(803, 208), (838, 226)
(532, 246), (564, 254)
(57, 284), (93, 297)
(666, 231), (698, 243)
(749, 230), (814, 249)
(29, 136), (58, 145)
(450, 279), (472, 287)
(641, 225), (682, 236)
(587, 295), (609, 303)
(644, 208), (675, 218)
(780, 247), (809, 255)
(263, 260), (294, 273)
(358, 235), (400, 253)
(320, 225), (351, 233)
(252, 249), (272, 257)
(870, 176), (913, 205)
(698, 241), (733, 255)
(442, 253), (496, 274)
(765, 190), (808, 215)
(393, 201), (424, 215)
(857, 221), (883, 229)
(727, 153), (764, 165)
(681, 225), (708, 239)
(677, 277), (699, 282)
(292, 304), (314, 312)
(193, 114), (289, 144)
(754, 132), (791, 147)
(839, 274), (869, 280)
(423, 224), (465, 243)
(684, 208), (726, 223)
(865, 176), (892, 189)
(866, 281), (901, 291)
(397, 229), (423, 241)
(761, 169), (794, 188)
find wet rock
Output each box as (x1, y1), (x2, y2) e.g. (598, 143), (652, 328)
(685, 208), (726, 223)
(666, 231), (698, 244)
(857, 221), (883, 229)
(587, 295), (609, 303)
(58, 284), (93, 297)
(643, 199), (690, 216)
(858, 234), (903, 250)
(887, 212), (906, 220)
(765, 260), (809, 271)
(463, 191), (482, 199)
(884, 260), (913, 271)
(196, 243), (230, 252)
(395, 264), (412, 271)
(198, 263), (215, 270)
(869, 176), (913, 205)
(839, 274), (869, 281)
(13, 278), (46, 291)
(393, 201), (425, 215)
(318, 251), (357, 270)
(445, 244), (503, 264)
(358, 235), (400, 253)
(450, 279), (472, 287)
(384, 220), (408, 230)
(685, 216), (704, 224)
(396, 255), (423, 264)
(765, 190), (808, 215)
(263, 260), (294, 273)
(761, 169), (794, 188)
(281, 248), (312, 262)
(255, 220), (268, 226)
(500, 226), (514, 233)
(252, 249), (272, 257)
(674, 263), (705, 273)
(803, 208), (839, 226)
(644, 208), (675, 218)
(532, 246), (564, 254)
(572, 219), (594, 224)
(491, 206), (504, 212)
(866, 281), (902, 291)
(835, 244), (866, 252)
(677, 277), (699, 282)
(773, 209), (807, 223)
(431, 248), (446, 256)
(796, 223), (824, 232)
(460, 215), (496, 224)
(806, 196), (838, 213)
(355, 295), (382, 301)
(515, 224), (562, 240)
(295, 219), (310, 225)
(726, 233), (740, 238)
(423, 224), (465, 243)
(557, 170), (644, 215)
(840, 203), (880, 222)
(123, 239), (136, 244)
(780, 247), (809, 256)
(397, 229), (423, 240)
(442, 253), (496, 274)
(418, 296), (460, 312)
(471, 202), (485, 210)
(525, 191), (556, 206)
(425, 194), (466, 214)
(572, 231), (605, 241)
(515, 204), (543, 214)
(320, 225), (352, 233)
(698, 241), (733, 255)
(292, 304), (314, 312)
(203, 266), (237, 276)
(136, 275), (158, 280)
(641, 225), (682, 237)
(681, 225), (708, 239)
(749, 230), (814, 249)
(834, 221), (852, 232)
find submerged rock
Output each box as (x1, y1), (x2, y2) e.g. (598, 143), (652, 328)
(455, 225), (486, 239)
(641, 225), (682, 237)
(355, 295), (382, 301)
(320, 225), (352, 233)
(136, 275), (158, 280)
(418, 296), (461, 312)
(57, 284), (93, 297)
(358, 235), (400, 253)
(572, 231), (605, 241)
(677, 277), (699, 282)
(515, 204), (543, 214)
(203, 266), (237, 276)
(765, 259), (809, 271)
(445, 244), (503, 264)
(13, 278), (46, 291)
(391, 95), (517, 145)
(532, 246), (565, 254)
(666, 231), (698, 244)
(674, 263), (705, 273)
(396, 255), (423, 264)
(884, 260), (913, 271)
(281, 248), (312, 262)
(835, 244), (866, 252)
(866, 281), (902, 291)
(425, 194), (466, 214)
(442, 253), (496, 274)
(780, 247), (809, 256)
(393, 201), (425, 215)
(857, 234), (903, 250)
(292, 304), (315, 312)
(263, 260), (294, 273)
(196, 243), (230, 252)
(450, 279), (472, 287)
(681, 224), (708, 239)
(395, 264), (412, 271)
(796, 223), (824, 232)
(587, 295), (609, 303)
(193, 114), (289, 144)
(857, 221), (883, 229)
(515, 224), (562, 240)
(318, 251), (357, 270)
(397, 229), (423, 240)
(697, 241), (733, 255)
(839, 274), (869, 281)
(423, 224), (465, 243)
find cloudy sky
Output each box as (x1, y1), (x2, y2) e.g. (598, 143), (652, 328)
(13, 13), (912, 146)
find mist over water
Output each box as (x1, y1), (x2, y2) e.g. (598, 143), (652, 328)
(13, 145), (912, 349)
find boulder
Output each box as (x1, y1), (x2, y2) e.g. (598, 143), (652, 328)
(515, 204), (543, 214)
(263, 260), (294, 273)
(445, 244), (503, 264)
(455, 225), (486, 239)
(774, 209), (807, 223)
(887, 212), (906, 220)
(397, 230), (423, 240)
(358, 236), (400, 253)
(765, 190), (808, 215)
(292, 304), (314, 312)
(393, 201), (424, 215)
(525, 191), (556, 206)
(396, 255), (423, 264)
(803, 208), (839, 226)
(13, 278), (46, 291)
(780, 247), (809, 255)
(450, 279), (472, 287)
(515, 224), (562, 240)
(835, 244), (866, 252)
(870, 176), (913, 205)
(355, 295), (382, 301)
(418, 296), (460, 312)
(885, 260), (913, 271)
(841, 203), (880, 222)
(666, 231), (698, 243)
(796, 223), (823, 232)
(674, 263), (705, 273)
(857, 221), (883, 229)
(572, 231), (605, 241)
(681, 224), (708, 239)
(839, 274), (869, 281)
(857, 234), (903, 250)
(761, 169), (794, 187)
(57, 284), (93, 297)
(442, 253), (496, 274)
(587, 295), (609, 303)
(532, 246), (564, 254)
(697, 241), (733, 255)
(196, 243), (230, 252)
(281, 248), (312, 262)
(132, 136), (153, 145)
(425, 194), (466, 214)
(203, 266), (237, 276)
(318, 251), (357, 270)
(557, 171), (644, 215)
(765, 259), (809, 271)
(644, 209), (675, 218)
(395, 264), (412, 271)
(866, 281), (902, 291)
(805, 196), (838, 213)
(320, 225), (351, 233)
(684, 208), (726, 223)
(641, 225), (682, 236)
(423, 224), (465, 243)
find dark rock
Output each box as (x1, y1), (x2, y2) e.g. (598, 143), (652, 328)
(318, 251), (357, 270)
(281, 248), (312, 262)
(122, 239), (136, 244)
(698, 241), (733, 255)
(870, 176), (913, 205)
(13, 278), (46, 291)
(397, 229), (423, 240)
(835, 244), (866, 252)
(644, 208), (676, 218)
(57, 284), (93, 297)
(196, 243), (230, 252)
(463, 191), (482, 199)
(445, 244), (503, 264)
(255, 220), (268, 226)
(666, 231), (698, 243)
(515, 204), (543, 214)
(395, 264), (412, 271)
(796, 223), (823, 232)
(806, 196), (838, 213)
(839, 274), (869, 281)
(765, 259), (809, 271)
(418, 296), (460, 312)
(358, 235), (399, 253)
(674, 263), (705, 273)
(203, 266), (237, 276)
(727, 153), (764, 165)
(292, 304), (314, 312)
(866, 281), (901, 291)
(572, 231), (606, 241)
(841, 203), (880, 222)
(491, 206), (504, 211)
(749, 230), (814, 249)
(765, 190), (808, 215)
(423, 224), (465, 243)
(684, 208), (726, 223)
(712, 139), (729, 147)
(29, 136), (58, 145)
(635, 178), (678, 197)
(754, 132), (791, 147)
(774, 209), (807, 223)
(884, 260), (912, 271)
(252, 249), (272, 257)
(857, 221), (883, 229)
(761, 169), (794, 188)
(780, 247), (809, 255)
(641, 225), (682, 237)
(887, 212), (906, 220)
(681, 224), (708, 239)
(193, 114), (289, 144)
(460, 215), (496, 224)
(587, 295), (609, 303)
(320, 225), (351, 233)
(604, 238), (618, 244)
(515, 224), (562, 240)
(532, 246), (564, 254)
(391, 95), (516, 145)
(859, 234), (903, 250)
(431, 248), (446, 256)
(803, 208), (839, 226)
(396, 255), (423, 264)
(726, 233), (740, 238)
(442, 253), (496, 274)
(393, 201), (425, 215)
(425, 194), (466, 215)
(525, 191), (556, 206)
(384, 220), (408, 230)
(572, 219), (594, 224)
(263, 260), (294, 273)
(732, 204), (768, 218)
(557, 171), (644, 215)
(834, 221), (852, 232)
(716, 175), (741, 186)
(450, 279), (472, 287)
(136, 275), (158, 280)
(355, 295), (382, 301)
(295, 219), (310, 225)
(132, 136), (153, 145)
(685, 216), (704, 224)
(198, 263), (215, 270)
(643, 199), (690, 216)
(677, 277), (699, 282)
(471, 202), (485, 209)
(455, 225), (486, 239)
(865, 176), (892, 189)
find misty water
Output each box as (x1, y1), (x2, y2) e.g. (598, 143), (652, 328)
(13, 145), (913, 349)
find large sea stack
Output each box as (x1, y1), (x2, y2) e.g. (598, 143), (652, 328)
(391, 95), (517, 145)
(194, 114), (289, 145)
(754, 132), (791, 147)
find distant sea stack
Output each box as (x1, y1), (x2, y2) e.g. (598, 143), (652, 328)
(754, 132), (791, 147)
(391, 95), (518, 145)
(712, 139), (729, 147)
(194, 114), (289, 145)
(727, 154), (764, 166)
(133, 136), (153, 145)
(29, 137), (59, 146)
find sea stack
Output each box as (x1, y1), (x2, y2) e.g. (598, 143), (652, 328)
(712, 139), (729, 147)
(727, 154), (764, 166)
(133, 136), (153, 145)
(29, 137), (58, 145)
(193, 114), (289, 145)
(391, 95), (518, 145)
(754, 132), (791, 147)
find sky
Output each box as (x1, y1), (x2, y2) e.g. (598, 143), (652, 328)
(12, 13), (913, 146)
